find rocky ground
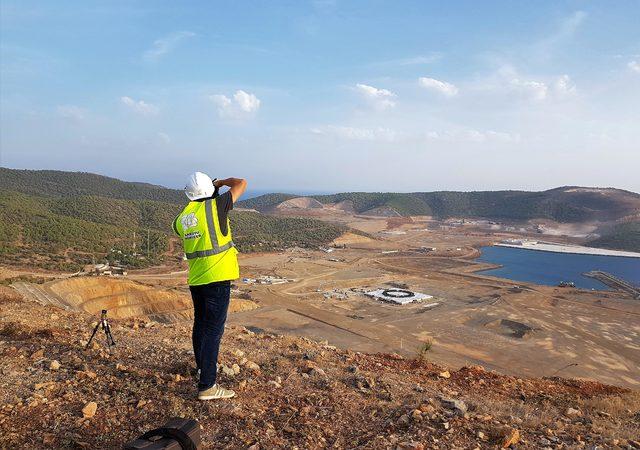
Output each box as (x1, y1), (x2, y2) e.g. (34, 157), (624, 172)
(1, 285), (639, 449)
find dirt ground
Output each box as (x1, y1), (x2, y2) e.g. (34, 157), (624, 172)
(5, 214), (640, 392)
(1, 285), (639, 449)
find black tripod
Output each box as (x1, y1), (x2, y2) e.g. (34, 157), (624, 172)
(86, 309), (116, 350)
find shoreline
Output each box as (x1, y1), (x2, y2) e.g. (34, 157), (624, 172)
(494, 242), (640, 259)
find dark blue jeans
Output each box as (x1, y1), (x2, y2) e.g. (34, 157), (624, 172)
(189, 281), (231, 391)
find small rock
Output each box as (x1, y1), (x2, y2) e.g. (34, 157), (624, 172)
(81, 401), (97, 419)
(136, 399), (148, 409)
(442, 422), (450, 430)
(397, 442), (424, 450)
(77, 370), (97, 380)
(310, 367), (327, 378)
(302, 360), (317, 372)
(246, 361), (260, 372)
(30, 349), (44, 360)
(49, 360), (61, 371)
(438, 371), (451, 379)
(441, 397), (467, 416)
(232, 364), (241, 375)
(267, 380), (281, 388)
(221, 365), (236, 377)
(34, 381), (55, 391)
(497, 427), (519, 448)
(477, 431), (485, 440)
(411, 409), (422, 421)
(419, 404), (435, 414)
(232, 349), (245, 358)
(397, 414), (410, 426)
(564, 407), (581, 417)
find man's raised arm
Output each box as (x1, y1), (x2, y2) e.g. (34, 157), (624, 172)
(214, 177), (247, 203)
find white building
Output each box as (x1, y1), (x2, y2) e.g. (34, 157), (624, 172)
(365, 288), (433, 305)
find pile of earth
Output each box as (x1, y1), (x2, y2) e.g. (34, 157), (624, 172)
(485, 319), (539, 340)
(42, 277), (258, 323)
(276, 197), (324, 210)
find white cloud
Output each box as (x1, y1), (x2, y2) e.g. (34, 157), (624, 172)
(120, 96), (159, 115)
(628, 60), (640, 74)
(56, 105), (87, 121)
(494, 66), (576, 101)
(354, 83), (396, 110)
(509, 77), (549, 101)
(234, 90), (261, 113)
(371, 53), (442, 67)
(554, 74), (576, 96)
(425, 129), (520, 143)
(210, 90), (261, 119)
(143, 31), (195, 62)
(157, 132), (171, 144)
(418, 77), (458, 96)
(311, 125), (397, 142)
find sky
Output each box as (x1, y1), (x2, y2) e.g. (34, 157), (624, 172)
(1, 0), (639, 193)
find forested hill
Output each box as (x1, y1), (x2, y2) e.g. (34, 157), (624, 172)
(239, 188), (640, 223)
(0, 168), (345, 270)
(0, 168), (184, 203)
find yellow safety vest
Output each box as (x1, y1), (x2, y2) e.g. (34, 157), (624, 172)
(173, 198), (239, 286)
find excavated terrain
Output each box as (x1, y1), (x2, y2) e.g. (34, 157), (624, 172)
(1, 286), (639, 449)
(13, 277), (258, 323)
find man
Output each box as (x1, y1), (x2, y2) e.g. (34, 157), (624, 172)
(172, 171), (247, 400)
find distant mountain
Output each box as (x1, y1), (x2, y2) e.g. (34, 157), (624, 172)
(239, 187), (640, 223)
(0, 168), (345, 270)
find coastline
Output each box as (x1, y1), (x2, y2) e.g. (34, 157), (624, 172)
(494, 242), (640, 259)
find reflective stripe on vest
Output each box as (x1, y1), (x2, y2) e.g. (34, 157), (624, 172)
(184, 241), (235, 260)
(184, 198), (235, 260)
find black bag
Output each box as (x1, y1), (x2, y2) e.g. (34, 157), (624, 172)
(123, 417), (201, 450)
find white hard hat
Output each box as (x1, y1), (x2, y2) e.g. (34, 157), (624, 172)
(184, 171), (215, 200)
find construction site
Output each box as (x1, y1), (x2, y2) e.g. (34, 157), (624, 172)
(8, 212), (640, 391)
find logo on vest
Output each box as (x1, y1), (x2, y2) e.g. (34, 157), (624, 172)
(181, 213), (198, 230)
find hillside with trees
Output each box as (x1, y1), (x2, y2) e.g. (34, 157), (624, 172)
(0, 169), (345, 270)
(241, 188), (640, 223)
(0, 168), (184, 203)
(587, 221), (640, 253)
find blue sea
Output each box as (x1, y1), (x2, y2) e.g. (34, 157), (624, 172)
(476, 246), (640, 290)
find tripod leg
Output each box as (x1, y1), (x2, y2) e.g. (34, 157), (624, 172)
(86, 321), (101, 349)
(104, 321), (116, 347)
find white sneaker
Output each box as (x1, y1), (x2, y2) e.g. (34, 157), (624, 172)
(198, 384), (236, 401)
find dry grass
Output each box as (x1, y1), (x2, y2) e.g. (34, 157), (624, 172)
(578, 392), (640, 440)
(416, 338), (433, 361)
(580, 390), (640, 416)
